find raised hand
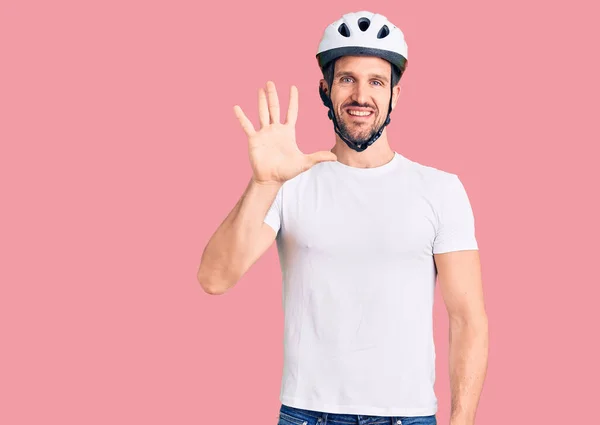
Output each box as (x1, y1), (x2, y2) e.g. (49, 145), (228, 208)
(234, 81), (337, 185)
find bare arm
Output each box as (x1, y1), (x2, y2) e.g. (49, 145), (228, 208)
(197, 178), (280, 294)
(435, 250), (488, 425)
(197, 81), (336, 295)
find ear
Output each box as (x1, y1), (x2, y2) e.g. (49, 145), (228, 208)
(391, 85), (401, 111)
(319, 78), (329, 96)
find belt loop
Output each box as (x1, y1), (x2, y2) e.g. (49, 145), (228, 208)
(322, 412), (328, 424)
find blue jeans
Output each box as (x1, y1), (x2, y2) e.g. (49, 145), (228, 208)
(278, 404), (437, 425)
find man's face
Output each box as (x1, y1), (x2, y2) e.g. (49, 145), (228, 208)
(322, 56), (399, 146)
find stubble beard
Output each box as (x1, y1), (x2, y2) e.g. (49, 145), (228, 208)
(335, 108), (383, 146)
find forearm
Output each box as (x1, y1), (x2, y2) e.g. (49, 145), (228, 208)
(448, 315), (489, 425)
(197, 177), (281, 292)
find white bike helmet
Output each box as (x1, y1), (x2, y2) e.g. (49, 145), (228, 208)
(316, 11), (408, 152)
(316, 11), (408, 73)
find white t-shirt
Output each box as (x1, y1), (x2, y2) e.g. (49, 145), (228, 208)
(263, 151), (478, 416)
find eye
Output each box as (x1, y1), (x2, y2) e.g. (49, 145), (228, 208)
(371, 80), (383, 86)
(341, 76), (354, 83)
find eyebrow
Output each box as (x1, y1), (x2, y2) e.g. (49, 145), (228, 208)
(334, 71), (390, 83)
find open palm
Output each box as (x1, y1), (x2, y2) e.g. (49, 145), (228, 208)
(234, 81), (337, 185)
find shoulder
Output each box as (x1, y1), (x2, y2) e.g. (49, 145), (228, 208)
(400, 154), (459, 195)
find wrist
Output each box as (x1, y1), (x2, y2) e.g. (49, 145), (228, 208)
(449, 414), (475, 425)
(251, 177), (283, 188)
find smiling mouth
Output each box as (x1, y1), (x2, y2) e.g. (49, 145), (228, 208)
(345, 109), (374, 119)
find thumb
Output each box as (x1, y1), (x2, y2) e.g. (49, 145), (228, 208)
(306, 151), (338, 167)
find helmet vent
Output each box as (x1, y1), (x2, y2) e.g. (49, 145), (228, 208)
(377, 25), (390, 39)
(338, 23), (350, 37)
(358, 18), (370, 31)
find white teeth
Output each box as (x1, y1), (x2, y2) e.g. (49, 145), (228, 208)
(348, 110), (371, 116)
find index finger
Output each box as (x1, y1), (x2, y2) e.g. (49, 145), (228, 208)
(286, 85), (298, 126)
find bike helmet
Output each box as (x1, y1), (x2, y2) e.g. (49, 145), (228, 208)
(316, 11), (408, 152)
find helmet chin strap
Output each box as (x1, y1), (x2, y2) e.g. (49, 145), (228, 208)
(322, 85), (394, 153)
(329, 107), (391, 153)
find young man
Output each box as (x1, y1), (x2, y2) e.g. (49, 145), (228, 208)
(198, 10), (488, 425)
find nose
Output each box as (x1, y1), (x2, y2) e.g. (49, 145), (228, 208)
(351, 81), (370, 106)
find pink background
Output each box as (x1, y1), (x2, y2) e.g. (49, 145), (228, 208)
(1, 0), (598, 423)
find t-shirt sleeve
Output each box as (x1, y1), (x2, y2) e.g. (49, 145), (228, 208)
(432, 174), (479, 254)
(263, 185), (283, 234)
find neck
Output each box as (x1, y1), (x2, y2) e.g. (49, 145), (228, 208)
(331, 130), (395, 168)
